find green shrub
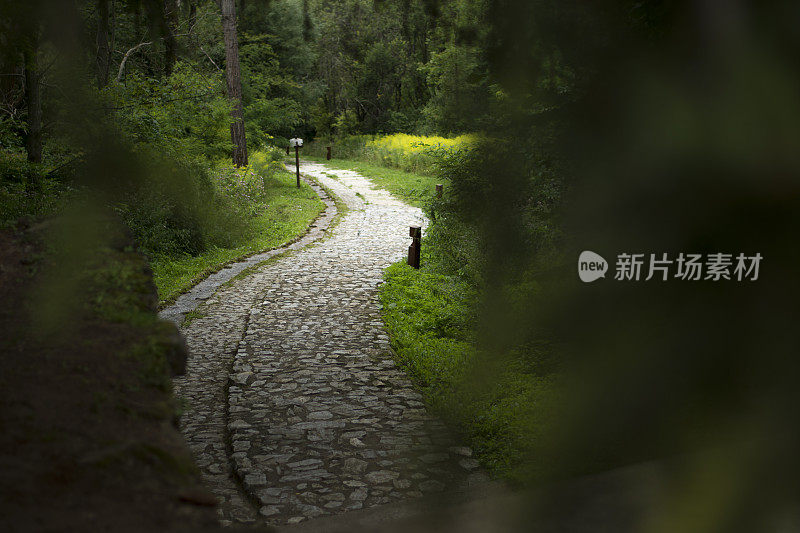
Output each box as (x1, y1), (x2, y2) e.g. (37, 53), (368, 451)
(380, 259), (556, 483)
(0, 150), (69, 227)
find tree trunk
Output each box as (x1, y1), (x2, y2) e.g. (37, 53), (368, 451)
(96, 0), (111, 87)
(164, 0), (178, 77)
(220, 0), (247, 167)
(24, 40), (42, 165)
(302, 0), (312, 41)
(109, 0), (117, 68)
(189, 2), (196, 32)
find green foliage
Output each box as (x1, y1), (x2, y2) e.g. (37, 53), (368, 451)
(0, 151), (70, 227)
(104, 62), (232, 163)
(94, 61), (274, 259)
(421, 45), (491, 134)
(151, 167), (325, 303)
(381, 262), (476, 389)
(380, 260), (554, 483)
(309, 0), (492, 136)
(239, 36), (307, 145)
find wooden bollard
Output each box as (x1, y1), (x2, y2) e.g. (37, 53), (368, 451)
(431, 184), (443, 220)
(286, 145), (290, 155)
(408, 226), (421, 269)
(327, 146), (332, 160)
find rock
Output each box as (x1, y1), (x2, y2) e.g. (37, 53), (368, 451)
(297, 503), (324, 518)
(244, 472), (266, 486)
(365, 470), (400, 485)
(232, 441), (250, 452)
(230, 372), (255, 386)
(287, 458), (323, 469)
(228, 419), (251, 430)
(259, 505), (281, 517)
(392, 479), (411, 489)
(343, 458), (368, 474)
(349, 488), (368, 501)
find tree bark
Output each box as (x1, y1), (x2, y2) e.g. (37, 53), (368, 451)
(24, 40), (42, 165)
(96, 0), (111, 87)
(116, 41), (152, 83)
(164, 0), (178, 77)
(189, 2), (197, 33)
(220, 0), (247, 167)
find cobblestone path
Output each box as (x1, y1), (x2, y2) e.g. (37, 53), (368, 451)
(169, 163), (483, 527)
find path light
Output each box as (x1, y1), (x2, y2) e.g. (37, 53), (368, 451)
(289, 137), (303, 187)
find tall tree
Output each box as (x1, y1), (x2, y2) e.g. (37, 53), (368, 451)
(163, 0), (178, 76)
(23, 33), (42, 165)
(220, 0), (247, 166)
(96, 0), (111, 87)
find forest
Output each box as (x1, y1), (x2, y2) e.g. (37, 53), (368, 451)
(2, 0), (800, 531)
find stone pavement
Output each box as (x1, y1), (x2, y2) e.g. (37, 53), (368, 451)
(167, 162), (486, 528)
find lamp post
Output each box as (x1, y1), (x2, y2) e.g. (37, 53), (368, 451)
(289, 137), (303, 188)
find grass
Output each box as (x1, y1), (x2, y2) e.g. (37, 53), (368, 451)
(304, 156), (442, 209)
(380, 256), (554, 485)
(152, 168), (324, 303)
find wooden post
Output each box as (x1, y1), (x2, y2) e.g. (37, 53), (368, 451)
(407, 226), (421, 269)
(286, 145), (290, 155)
(295, 145), (300, 188)
(327, 146), (332, 160)
(431, 184), (443, 220)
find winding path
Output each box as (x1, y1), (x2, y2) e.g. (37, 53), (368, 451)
(166, 163), (486, 527)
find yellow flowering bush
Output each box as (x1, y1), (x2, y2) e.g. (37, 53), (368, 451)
(306, 133), (476, 176)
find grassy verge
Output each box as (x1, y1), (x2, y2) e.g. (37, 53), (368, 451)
(152, 168), (324, 303)
(304, 156), (442, 209)
(380, 260), (553, 484)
